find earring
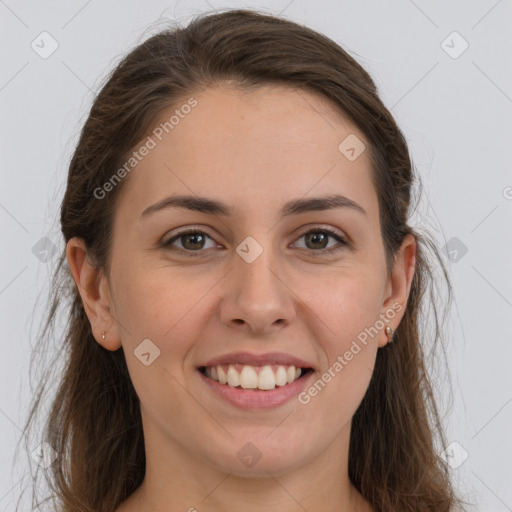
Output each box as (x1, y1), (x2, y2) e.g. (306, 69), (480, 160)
(102, 331), (106, 341)
(385, 326), (394, 343)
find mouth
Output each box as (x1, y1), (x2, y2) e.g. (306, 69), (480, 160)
(198, 364), (314, 391)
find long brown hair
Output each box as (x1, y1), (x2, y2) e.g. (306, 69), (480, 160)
(17, 8), (471, 512)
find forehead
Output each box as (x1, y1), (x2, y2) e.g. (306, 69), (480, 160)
(114, 84), (379, 226)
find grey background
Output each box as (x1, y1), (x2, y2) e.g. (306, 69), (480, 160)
(1, 0), (511, 510)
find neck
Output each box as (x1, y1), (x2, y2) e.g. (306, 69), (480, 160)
(117, 419), (374, 512)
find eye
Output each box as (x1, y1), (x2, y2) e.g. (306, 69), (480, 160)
(161, 226), (349, 257)
(293, 227), (349, 256)
(162, 228), (217, 256)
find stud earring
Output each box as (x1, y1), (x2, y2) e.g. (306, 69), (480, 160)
(102, 331), (106, 341)
(385, 325), (394, 343)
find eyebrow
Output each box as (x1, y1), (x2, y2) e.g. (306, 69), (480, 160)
(139, 193), (367, 220)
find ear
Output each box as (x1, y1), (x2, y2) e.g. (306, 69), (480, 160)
(66, 237), (122, 351)
(379, 233), (417, 348)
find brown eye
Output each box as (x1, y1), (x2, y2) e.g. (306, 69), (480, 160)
(161, 226), (348, 257)
(294, 228), (348, 255)
(163, 229), (216, 255)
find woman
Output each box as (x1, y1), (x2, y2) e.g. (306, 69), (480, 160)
(20, 8), (471, 512)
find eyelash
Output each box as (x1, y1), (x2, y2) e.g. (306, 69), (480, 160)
(161, 226), (349, 257)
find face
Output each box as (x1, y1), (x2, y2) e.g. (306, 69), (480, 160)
(70, 84), (414, 479)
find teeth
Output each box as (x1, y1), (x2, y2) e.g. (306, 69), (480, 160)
(275, 366), (287, 386)
(257, 366), (276, 390)
(218, 366), (227, 384)
(203, 363), (305, 390)
(227, 365), (240, 387)
(240, 366), (258, 388)
(288, 366), (300, 383)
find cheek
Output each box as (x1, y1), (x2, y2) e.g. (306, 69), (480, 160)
(307, 268), (384, 344)
(302, 270), (382, 405)
(302, 283), (379, 432)
(112, 267), (212, 409)
(111, 264), (216, 372)
(114, 263), (201, 329)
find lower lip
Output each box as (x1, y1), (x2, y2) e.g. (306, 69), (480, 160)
(198, 369), (315, 409)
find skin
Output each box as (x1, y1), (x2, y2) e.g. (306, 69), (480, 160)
(67, 84), (416, 512)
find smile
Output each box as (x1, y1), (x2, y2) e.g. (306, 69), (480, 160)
(199, 363), (312, 390)
(197, 364), (315, 409)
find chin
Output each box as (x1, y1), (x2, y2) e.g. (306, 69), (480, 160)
(204, 437), (308, 477)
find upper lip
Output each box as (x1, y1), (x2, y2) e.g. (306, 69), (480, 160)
(199, 351), (314, 369)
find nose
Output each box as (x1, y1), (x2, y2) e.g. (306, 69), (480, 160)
(219, 239), (296, 335)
